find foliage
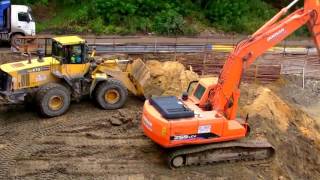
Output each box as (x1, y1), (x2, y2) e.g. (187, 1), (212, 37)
(12, 0), (48, 5)
(93, 0), (196, 35)
(205, 0), (276, 33)
(153, 9), (186, 35)
(13, 0), (308, 36)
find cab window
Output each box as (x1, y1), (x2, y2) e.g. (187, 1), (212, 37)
(193, 84), (206, 100)
(52, 43), (84, 64)
(52, 42), (64, 61)
(187, 81), (198, 95)
(18, 12), (30, 22)
(67, 45), (83, 64)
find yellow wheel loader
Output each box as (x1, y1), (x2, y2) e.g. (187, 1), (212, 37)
(0, 36), (152, 117)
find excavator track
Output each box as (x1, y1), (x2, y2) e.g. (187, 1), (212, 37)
(167, 139), (275, 169)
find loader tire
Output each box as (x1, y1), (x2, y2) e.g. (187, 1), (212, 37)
(36, 83), (71, 118)
(95, 79), (128, 110)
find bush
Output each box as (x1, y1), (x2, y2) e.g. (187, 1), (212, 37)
(29, 0), (284, 35)
(89, 17), (105, 34)
(93, 0), (199, 35)
(205, 0), (276, 33)
(153, 9), (186, 35)
(12, 0), (48, 5)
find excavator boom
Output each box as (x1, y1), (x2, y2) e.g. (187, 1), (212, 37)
(305, 0), (320, 53)
(212, 0), (320, 119)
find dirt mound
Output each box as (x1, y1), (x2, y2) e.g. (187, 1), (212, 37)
(240, 86), (320, 179)
(0, 52), (25, 64)
(145, 60), (199, 96)
(243, 87), (293, 131)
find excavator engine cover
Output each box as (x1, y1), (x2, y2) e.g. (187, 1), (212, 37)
(150, 96), (194, 119)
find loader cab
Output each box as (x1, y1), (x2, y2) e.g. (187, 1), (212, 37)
(52, 36), (88, 64)
(52, 36), (90, 78)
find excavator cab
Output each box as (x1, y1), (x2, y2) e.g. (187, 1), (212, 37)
(186, 77), (218, 108)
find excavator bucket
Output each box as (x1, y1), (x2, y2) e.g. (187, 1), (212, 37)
(129, 59), (164, 98)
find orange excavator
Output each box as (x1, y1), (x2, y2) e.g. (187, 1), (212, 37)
(141, 0), (320, 168)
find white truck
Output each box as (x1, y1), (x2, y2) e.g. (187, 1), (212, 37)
(0, 0), (36, 45)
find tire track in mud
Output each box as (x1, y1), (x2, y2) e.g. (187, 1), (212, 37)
(0, 123), (66, 178)
(12, 132), (162, 178)
(0, 99), (144, 179)
(15, 123), (162, 177)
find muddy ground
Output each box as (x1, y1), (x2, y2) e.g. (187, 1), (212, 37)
(0, 48), (319, 179)
(0, 75), (319, 180)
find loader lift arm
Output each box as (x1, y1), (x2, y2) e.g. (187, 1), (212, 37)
(211, 0), (320, 119)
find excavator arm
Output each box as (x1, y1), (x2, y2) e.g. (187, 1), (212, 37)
(211, 0), (320, 119)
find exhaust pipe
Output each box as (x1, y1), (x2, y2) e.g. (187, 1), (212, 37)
(27, 52), (32, 64)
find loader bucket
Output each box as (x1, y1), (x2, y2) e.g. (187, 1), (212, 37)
(129, 59), (164, 98)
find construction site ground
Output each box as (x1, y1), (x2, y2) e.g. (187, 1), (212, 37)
(0, 38), (320, 179)
(0, 77), (319, 179)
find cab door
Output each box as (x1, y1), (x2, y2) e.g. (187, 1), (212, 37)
(16, 12), (33, 34)
(61, 44), (90, 79)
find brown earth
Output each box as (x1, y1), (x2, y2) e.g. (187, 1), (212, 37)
(0, 52), (26, 64)
(240, 83), (320, 179)
(144, 60), (199, 96)
(0, 51), (319, 179)
(0, 76), (319, 179)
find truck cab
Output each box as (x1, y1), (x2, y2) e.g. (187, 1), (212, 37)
(0, 0), (36, 45)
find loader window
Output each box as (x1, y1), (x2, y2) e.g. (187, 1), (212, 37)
(52, 42), (85, 64)
(68, 45), (83, 64)
(52, 42), (64, 61)
(0, 70), (10, 91)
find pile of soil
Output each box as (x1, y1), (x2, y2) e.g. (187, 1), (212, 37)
(145, 60), (199, 96)
(239, 83), (320, 179)
(0, 52), (25, 64)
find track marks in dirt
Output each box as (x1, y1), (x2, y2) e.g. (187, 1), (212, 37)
(0, 98), (145, 179)
(13, 131), (164, 177)
(5, 98), (166, 178)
